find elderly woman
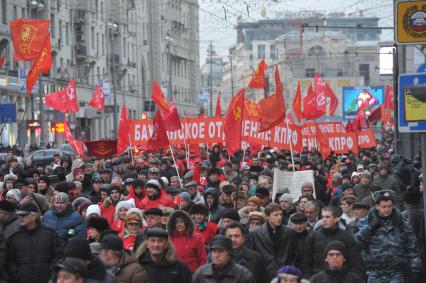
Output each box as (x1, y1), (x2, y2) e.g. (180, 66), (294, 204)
(111, 200), (134, 233)
(168, 210), (207, 273)
(121, 208), (144, 251)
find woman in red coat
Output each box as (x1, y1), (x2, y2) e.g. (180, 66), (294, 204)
(191, 203), (218, 246)
(167, 210), (207, 273)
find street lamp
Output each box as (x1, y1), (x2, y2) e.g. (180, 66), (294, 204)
(107, 21), (119, 138)
(165, 35), (173, 100)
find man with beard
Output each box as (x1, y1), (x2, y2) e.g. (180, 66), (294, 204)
(43, 193), (86, 245)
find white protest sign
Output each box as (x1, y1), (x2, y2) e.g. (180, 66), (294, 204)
(272, 169), (315, 202)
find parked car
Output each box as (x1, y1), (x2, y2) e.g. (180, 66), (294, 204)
(25, 149), (71, 167)
(55, 143), (87, 157)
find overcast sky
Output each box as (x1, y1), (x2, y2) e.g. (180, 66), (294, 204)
(198, 0), (394, 65)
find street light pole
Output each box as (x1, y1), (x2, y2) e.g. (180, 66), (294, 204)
(108, 22), (118, 138)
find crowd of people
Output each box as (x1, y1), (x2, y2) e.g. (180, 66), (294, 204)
(0, 144), (424, 283)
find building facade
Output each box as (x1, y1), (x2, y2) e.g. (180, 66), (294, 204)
(0, 0), (199, 147)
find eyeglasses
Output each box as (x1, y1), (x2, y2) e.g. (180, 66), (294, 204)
(327, 252), (343, 258)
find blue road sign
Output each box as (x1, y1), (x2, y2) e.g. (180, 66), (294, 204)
(398, 72), (426, 132)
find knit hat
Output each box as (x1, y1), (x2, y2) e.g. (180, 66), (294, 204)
(248, 211), (265, 222)
(4, 174), (17, 182)
(324, 240), (347, 259)
(210, 235), (233, 255)
(279, 193), (293, 203)
(247, 196), (262, 207)
(146, 179), (161, 190)
(86, 204), (101, 217)
(54, 192), (70, 203)
(332, 172), (343, 179)
(341, 183), (354, 192)
(179, 192), (192, 204)
(86, 216), (110, 232)
(5, 189), (21, 202)
(73, 168), (84, 176)
(100, 234), (123, 251)
(255, 187), (269, 198)
(0, 200), (17, 213)
(64, 238), (92, 260)
(114, 200), (134, 219)
(351, 172), (359, 179)
(90, 242), (102, 255)
(38, 175), (50, 186)
(276, 265), (302, 280)
(72, 197), (91, 210)
(127, 207), (144, 221)
(221, 208), (240, 222)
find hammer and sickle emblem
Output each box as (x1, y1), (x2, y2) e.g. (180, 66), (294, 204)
(233, 106), (241, 120)
(67, 87), (75, 100)
(19, 25), (38, 55)
(317, 95), (326, 106)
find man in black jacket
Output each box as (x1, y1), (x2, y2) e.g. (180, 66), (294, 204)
(303, 206), (363, 279)
(224, 222), (267, 283)
(0, 200), (20, 282)
(309, 241), (362, 283)
(6, 202), (63, 283)
(136, 227), (191, 283)
(289, 212), (310, 269)
(248, 203), (297, 282)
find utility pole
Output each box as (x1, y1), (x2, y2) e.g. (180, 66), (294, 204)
(209, 41), (213, 116)
(229, 53), (234, 97)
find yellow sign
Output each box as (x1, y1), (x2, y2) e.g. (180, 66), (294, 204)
(396, 1), (426, 44)
(404, 88), (426, 121)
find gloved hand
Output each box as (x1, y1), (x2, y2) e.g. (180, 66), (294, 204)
(368, 217), (381, 232)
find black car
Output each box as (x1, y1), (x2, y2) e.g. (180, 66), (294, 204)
(25, 149), (71, 167)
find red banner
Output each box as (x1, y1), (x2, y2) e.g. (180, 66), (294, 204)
(131, 118), (374, 155)
(84, 139), (117, 158)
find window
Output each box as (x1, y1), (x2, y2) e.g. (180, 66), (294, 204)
(21, 8), (25, 19)
(257, 45), (265, 59)
(58, 20), (62, 40)
(270, 44), (276, 59)
(13, 5), (17, 21)
(359, 64), (370, 85)
(306, 68), (315, 78)
(51, 14), (55, 38)
(96, 33), (99, 54)
(102, 34), (105, 55)
(91, 27), (95, 49)
(97, 67), (100, 80)
(2, 0), (7, 24)
(123, 38), (126, 57)
(101, 1), (104, 20)
(95, 0), (98, 19)
(65, 23), (69, 45)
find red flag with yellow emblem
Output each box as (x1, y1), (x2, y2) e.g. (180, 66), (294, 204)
(10, 19), (50, 61)
(248, 59), (267, 89)
(243, 98), (262, 120)
(151, 80), (171, 113)
(224, 89), (244, 155)
(26, 34), (52, 96)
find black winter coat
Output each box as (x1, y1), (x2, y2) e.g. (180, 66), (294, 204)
(233, 246), (268, 283)
(402, 204), (426, 272)
(136, 241), (191, 283)
(248, 223), (297, 282)
(0, 215), (20, 281)
(192, 261), (255, 283)
(6, 221), (63, 283)
(294, 229), (310, 268)
(302, 225), (363, 279)
(309, 266), (363, 283)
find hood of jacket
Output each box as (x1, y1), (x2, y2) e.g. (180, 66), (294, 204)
(204, 187), (219, 208)
(167, 210), (194, 237)
(135, 240), (178, 264)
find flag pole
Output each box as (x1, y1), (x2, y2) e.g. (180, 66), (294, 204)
(285, 112), (295, 172)
(169, 145), (183, 189)
(128, 133), (134, 164)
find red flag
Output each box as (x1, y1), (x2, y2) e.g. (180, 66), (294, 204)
(0, 52), (5, 69)
(63, 120), (85, 159)
(151, 80), (171, 113)
(258, 66), (286, 131)
(215, 94), (222, 117)
(146, 111), (170, 152)
(84, 139), (117, 158)
(315, 125), (331, 160)
(384, 84), (394, 111)
(89, 84), (105, 111)
(162, 98), (182, 132)
(346, 120), (355, 132)
(45, 80), (78, 113)
(248, 59), (267, 89)
(368, 105), (382, 126)
(26, 34), (52, 96)
(303, 84), (326, 120)
(314, 73), (338, 116)
(243, 99), (262, 120)
(293, 82), (303, 121)
(117, 104), (130, 155)
(352, 110), (367, 131)
(10, 19), (50, 61)
(224, 89), (244, 155)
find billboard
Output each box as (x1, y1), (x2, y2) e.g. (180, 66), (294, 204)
(342, 86), (384, 120)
